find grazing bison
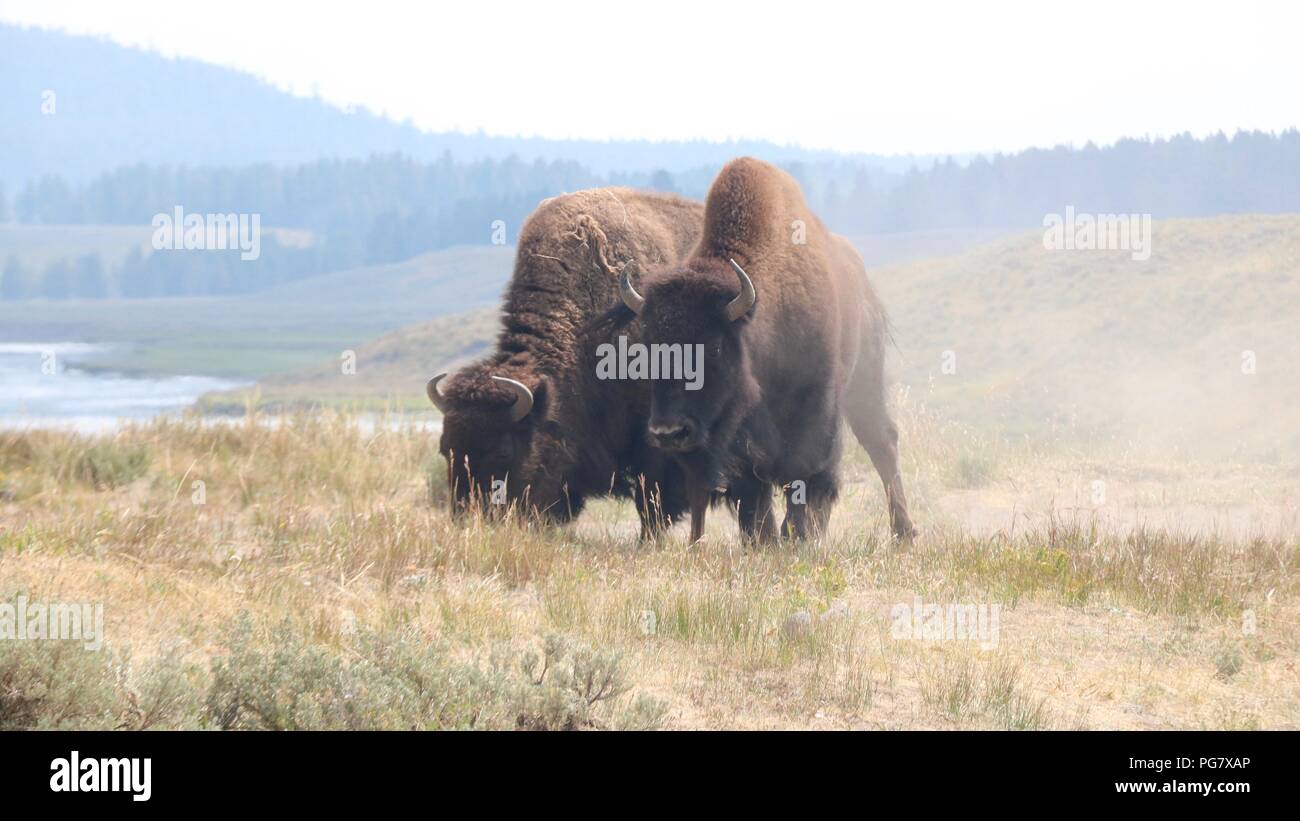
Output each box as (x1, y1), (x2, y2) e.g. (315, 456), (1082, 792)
(607, 157), (916, 542)
(427, 188), (703, 536)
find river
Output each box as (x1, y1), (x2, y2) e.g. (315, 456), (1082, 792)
(0, 343), (248, 433)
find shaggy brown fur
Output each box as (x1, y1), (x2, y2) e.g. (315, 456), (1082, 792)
(609, 157), (915, 541)
(436, 188), (703, 532)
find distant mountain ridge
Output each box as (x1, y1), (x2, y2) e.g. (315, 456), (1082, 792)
(0, 23), (931, 190)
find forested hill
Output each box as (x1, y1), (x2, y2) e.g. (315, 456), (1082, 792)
(3, 23), (1299, 303)
(0, 23), (921, 190)
(5, 127), (1300, 301)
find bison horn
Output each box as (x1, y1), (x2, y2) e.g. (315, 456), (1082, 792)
(726, 258), (757, 321)
(426, 373), (449, 412)
(491, 375), (534, 423)
(620, 267), (645, 315)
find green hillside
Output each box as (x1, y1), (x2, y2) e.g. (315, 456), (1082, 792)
(0, 244), (513, 378)
(228, 215), (1300, 460)
(196, 227), (1020, 409)
(873, 214), (1300, 459)
(200, 307), (499, 412)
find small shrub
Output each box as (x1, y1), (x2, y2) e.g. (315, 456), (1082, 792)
(0, 640), (120, 729)
(920, 654), (1051, 730)
(515, 634), (665, 730)
(72, 441), (150, 489)
(0, 434), (38, 472)
(0, 640), (199, 730)
(954, 454), (995, 489)
(204, 615), (467, 730)
(204, 616), (665, 731)
(1214, 646), (1244, 680)
(426, 457), (448, 507)
(118, 648), (205, 730)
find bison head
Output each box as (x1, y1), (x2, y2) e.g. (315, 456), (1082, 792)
(615, 257), (759, 478)
(426, 367), (574, 521)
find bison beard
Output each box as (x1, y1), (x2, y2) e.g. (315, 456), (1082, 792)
(607, 157), (917, 543)
(428, 188), (704, 537)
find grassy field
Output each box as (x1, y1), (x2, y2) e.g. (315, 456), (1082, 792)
(2, 215), (1295, 729)
(2, 394), (1294, 730)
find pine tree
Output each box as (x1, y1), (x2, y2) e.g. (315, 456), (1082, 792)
(73, 253), (108, 298)
(2, 255), (29, 300)
(650, 170), (676, 193)
(42, 259), (74, 299)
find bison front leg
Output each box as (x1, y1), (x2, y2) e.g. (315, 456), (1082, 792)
(730, 476), (777, 545)
(686, 480), (710, 544)
(781, 471), (838, 540)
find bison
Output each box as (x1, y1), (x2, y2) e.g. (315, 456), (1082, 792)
(427, 188), (703, 536)
(606, 158), (916, 542)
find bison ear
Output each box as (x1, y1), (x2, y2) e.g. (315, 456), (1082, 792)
(519, 377), (551, 425)
(533, 378), (551, 418)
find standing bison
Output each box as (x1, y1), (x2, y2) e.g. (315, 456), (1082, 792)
(608, 158), (916, 542)
(427, 188), (703, 536)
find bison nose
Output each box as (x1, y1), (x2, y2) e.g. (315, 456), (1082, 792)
(649, 418), (699, 452)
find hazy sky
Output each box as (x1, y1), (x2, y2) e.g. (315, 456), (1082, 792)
(2, 0), (1295, 156)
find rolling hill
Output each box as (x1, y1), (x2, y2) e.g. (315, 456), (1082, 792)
(0, 23), (926, 192)
(199, 307), (501, 412)
(0, 244), (514, 379)
(219, 215), (1300, 459)
(193, 226), (1020, 407)
(874, 213), (1300, 459)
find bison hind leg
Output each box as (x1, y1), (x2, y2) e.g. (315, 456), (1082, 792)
(845, 378), (917, 540)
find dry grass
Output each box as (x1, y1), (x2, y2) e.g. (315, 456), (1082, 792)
(0, 398), (1296, 729)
